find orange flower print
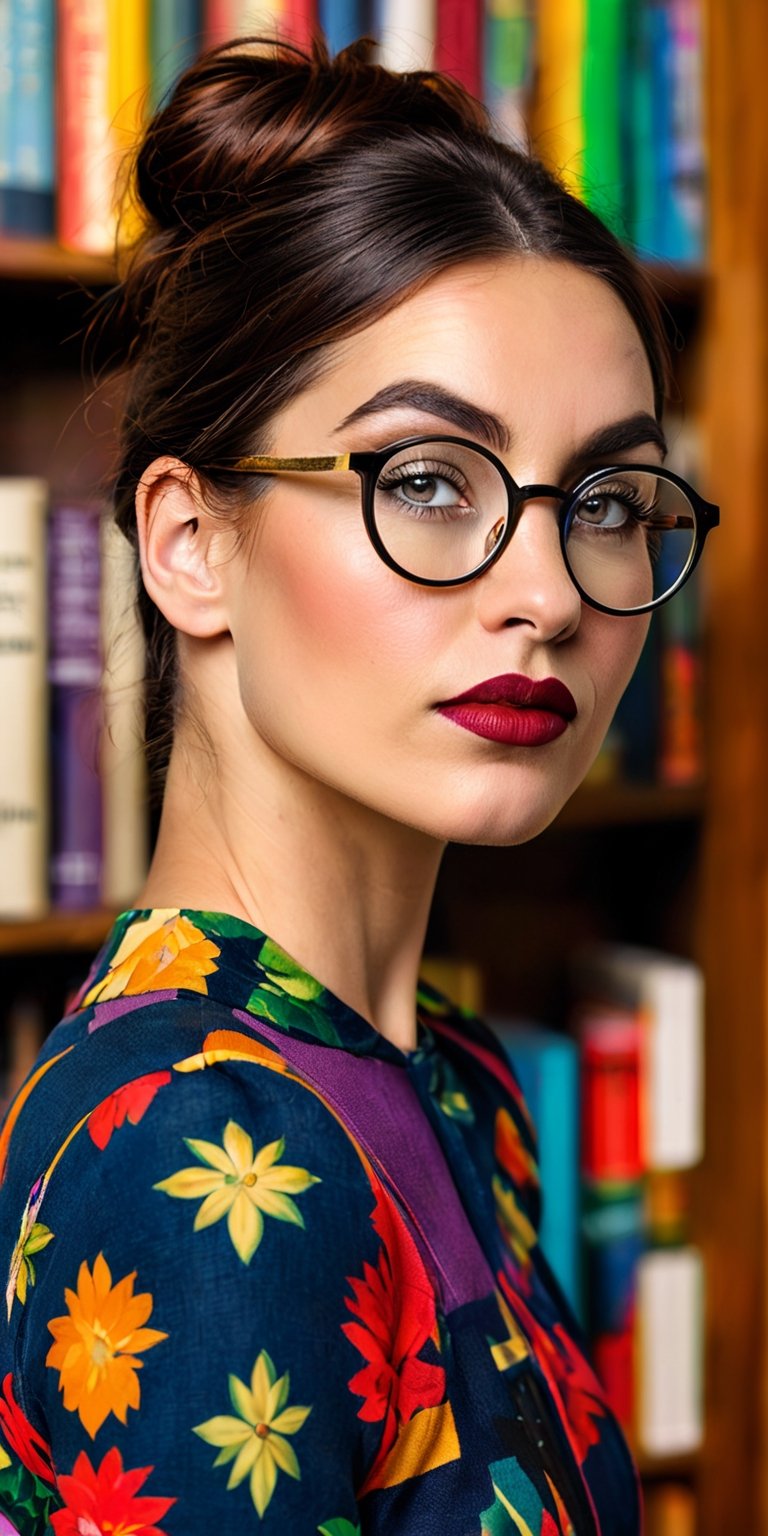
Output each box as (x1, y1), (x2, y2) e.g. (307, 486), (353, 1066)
(51, 1446), (175, 1536)
(0, 1372), (55, 1484)
(88, 1071), (172, 1151)
(494, 1107), (539, 1191)
(46, 1254), (167, 1438)
(82, 910), (220, 1006)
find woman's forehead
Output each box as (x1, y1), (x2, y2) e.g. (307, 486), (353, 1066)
(274, 255), (656, 453)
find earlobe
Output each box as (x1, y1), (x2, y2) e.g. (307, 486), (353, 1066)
(135, 456), (231, 638)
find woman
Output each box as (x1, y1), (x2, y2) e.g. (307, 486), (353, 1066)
(0, 35), (717, 1536)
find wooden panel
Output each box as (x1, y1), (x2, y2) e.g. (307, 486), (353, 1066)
(695, 4), (768, 1530)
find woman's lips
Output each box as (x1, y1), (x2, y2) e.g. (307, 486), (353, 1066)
(436, 673), (577, 746)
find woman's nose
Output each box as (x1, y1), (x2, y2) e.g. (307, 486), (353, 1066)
(474, 498), (583, 641)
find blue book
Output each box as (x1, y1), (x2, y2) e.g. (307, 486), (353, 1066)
(0, 0), (55, 236)
(319, 0), (365, 54)
(491, 1019), (583, 1327)
(150, 0), (202, 111)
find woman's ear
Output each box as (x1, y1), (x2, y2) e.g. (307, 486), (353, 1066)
(135, 457), (233, 638)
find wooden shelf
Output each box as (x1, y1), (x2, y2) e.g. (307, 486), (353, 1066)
(555, 779), (705, 830)
(0, 909), (119, 955)
(0, 237), (114, 285)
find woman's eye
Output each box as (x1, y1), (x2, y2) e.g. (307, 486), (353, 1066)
(390, 472), (462, 507)
(575, 494), (632, 529)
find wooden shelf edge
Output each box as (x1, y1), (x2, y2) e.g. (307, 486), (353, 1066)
(0, 910), (119, 955)
(0, 237), (115, 284)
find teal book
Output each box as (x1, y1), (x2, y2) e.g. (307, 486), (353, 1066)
(150, 0), (202, 111)
(581, 0), (628, 239)
(483, 0), (536, 148)
(491, 1019), (583, 1327)
(0, 0), (55, 236)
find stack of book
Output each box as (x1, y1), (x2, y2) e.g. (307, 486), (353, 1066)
(0, 480), (148, 919)
(491, 941), (705, 1467)
(0, 1), (707, 268)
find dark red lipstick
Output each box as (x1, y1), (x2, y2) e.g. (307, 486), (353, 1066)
(437, 673), (578, 746)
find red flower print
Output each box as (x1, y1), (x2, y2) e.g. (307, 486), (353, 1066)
(498, 1262), (604, 1463)
(342, 1184), (445, 1467)
(0, 1372), (54, 1484)
(88, 1071), (171, 1151)
(51, 1446), (175, 1536)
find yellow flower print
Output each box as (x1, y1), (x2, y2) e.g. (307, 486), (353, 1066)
(493, 1175), (537, 1270)
(45, 1253), (167, 1438)
(11, 1220), (54, 1309)
(154, 1123), (321, 1266)
(194, 1348), (311, 1517)
(82, 909), (220, 1006)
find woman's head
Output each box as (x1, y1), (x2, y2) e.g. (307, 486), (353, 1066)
(100, 33), (672, 843)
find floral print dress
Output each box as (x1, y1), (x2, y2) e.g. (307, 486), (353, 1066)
(0, 908), (642, 1535)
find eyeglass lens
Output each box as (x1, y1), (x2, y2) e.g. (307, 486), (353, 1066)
(372, 441), (697, 609)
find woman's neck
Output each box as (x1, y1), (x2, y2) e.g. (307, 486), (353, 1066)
(137, 729), (446, 1053)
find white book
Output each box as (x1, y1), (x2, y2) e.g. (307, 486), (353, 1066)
(0, 478), (48, 918)
(573, 944), (704, 1171)
(376, 0), (436, 72)
(636, 1245), (705, 1456)
(100, 518), (149, 910)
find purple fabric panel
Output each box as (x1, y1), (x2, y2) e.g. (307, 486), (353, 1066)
(232, 1009), (494, 1312)
(88, 991), (179, 1032)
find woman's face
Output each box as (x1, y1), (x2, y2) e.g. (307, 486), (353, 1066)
(223, 256), (658, 846)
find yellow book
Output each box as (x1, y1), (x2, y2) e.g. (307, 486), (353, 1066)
(108, 0), (150, 246)
(530, 0), (586, 194)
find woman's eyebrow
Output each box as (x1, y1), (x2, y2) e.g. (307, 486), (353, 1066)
(335, 379), (511, 453)
(573, 412), (668, 463)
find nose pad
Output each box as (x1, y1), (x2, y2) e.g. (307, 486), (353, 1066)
(484, 517), (506, 558)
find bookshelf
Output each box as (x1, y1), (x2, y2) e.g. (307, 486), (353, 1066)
(0, 5), (764, 1533)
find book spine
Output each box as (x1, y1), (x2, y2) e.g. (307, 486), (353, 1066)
(530, 0), (585, 193)
(4, 0), (55, 235)
(375, 0), (435, 71)
(204, 0), (284, 45)
(318, 0), (360, 55)
(48, 504), (102, 910)
(0, 2), (11, 227)
(581, 0), (627, 237)
(57, 0), (114, 253)
(107, 0), (149, 245)
(663, 0), (706, 264)
(100, 519), (149, 910)
(278, 0), (315, 48)
(483, 0), (535, 148)
(0, 478), (48, 919)
(636, 1243), (705, 1455)
(435, 0), (481, 98)
(149, 0), (202, 110)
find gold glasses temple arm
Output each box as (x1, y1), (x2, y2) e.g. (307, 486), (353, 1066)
(233, 453), (351, 472)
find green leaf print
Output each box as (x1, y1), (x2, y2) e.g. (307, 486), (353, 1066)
(0, 1459), (62, 1533)
(317, 1521), (362, 1536)
(479, 1456), (545, 1535)
(258, 937), (325, 1001)
(195, 910), (262, 940)
(246, 985), (343, 1046)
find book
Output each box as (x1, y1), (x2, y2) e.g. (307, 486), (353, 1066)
(57, 0), (115, 252)
(48, 504), (103, 910)
(435, 0), (481, 98)
(107, 0), (150, 246)
(100, 518), (149, 911)
(149, 0), (202, 110)
(483, 0), (535, 149)
(318, 0), (363, 57)
(0, 477), (48, 919)
(530, 0), (586, 193)
(636, 1242), (705, 1454)
(581, 0), (627, 237)
(375, 0), (435, 72)
(204, 0), (286, 44)
(0, 0), (55, 236)
(491, 1018), (583, 1323)
(574, 944), (705, 1172)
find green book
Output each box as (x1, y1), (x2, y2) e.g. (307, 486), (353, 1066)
(581, 0), (628, 238)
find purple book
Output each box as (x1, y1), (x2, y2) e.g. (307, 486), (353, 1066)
(48, 505), (103, 909)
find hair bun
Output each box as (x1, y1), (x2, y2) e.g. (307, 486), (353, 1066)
(135, 33), (485, 235)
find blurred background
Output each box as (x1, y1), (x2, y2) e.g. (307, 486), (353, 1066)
(0, 4), (764, 1533)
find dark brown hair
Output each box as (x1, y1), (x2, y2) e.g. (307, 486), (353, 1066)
(94, 32), (670, 795)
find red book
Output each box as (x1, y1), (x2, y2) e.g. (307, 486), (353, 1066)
(57, 0), (115, 253)
(435, 0), (482, 99)
(205, 3), (314, 47)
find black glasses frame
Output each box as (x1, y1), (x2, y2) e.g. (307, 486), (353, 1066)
(227, 433), (720, 617)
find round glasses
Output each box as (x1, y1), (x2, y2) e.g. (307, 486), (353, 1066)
(228, 434), (720, 616)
